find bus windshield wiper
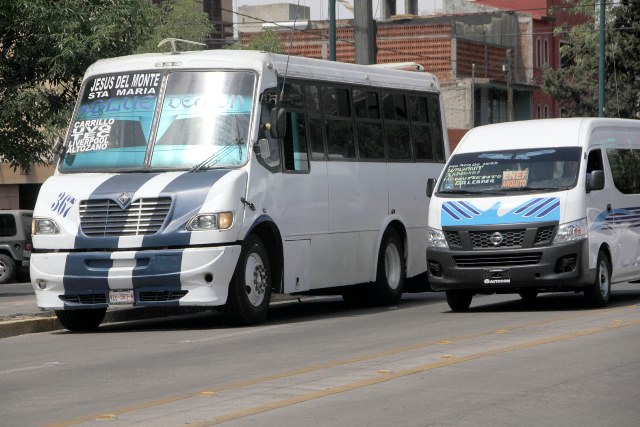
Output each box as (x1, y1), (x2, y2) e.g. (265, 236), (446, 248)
(190, 115), (244, 172)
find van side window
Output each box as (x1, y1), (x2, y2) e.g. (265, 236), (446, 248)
(607, 148), (639, 194)
(586, 149), (603, 173)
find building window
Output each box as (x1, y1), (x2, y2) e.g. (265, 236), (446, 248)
(544, 105), (549, 118)
(544, 39), (549, 66)
(536, 38), (542, 68)
(537, 104), (541, 119)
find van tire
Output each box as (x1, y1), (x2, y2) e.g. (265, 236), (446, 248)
(446, 290), (473, 311)
(224, 234), (272, 325)
(55, 309), (106, 332)
(584, 251), (611, 308)
(0, 254), (16, 284)
(370, 228), (405, 306)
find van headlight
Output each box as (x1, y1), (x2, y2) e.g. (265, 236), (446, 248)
(32, 218), (60, 235)
(186, 212), (234, 231)
(427, 227), (449, 248)
(553, 218), (587, 243)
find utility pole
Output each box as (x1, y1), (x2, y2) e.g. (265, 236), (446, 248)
(354, 0), (375, 64)
(598, 0), (605, 117)
(506, 49), (514, 122)
(329, 0), (336, 61)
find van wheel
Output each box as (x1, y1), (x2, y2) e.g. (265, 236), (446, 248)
(584, 251), (611, 308)
(0, 254), (16, 284)
(224, 234), (272, 325)
(446, 290), (473, 311)
(55, 309), (106, 332)
(370, 228), (405, 306)
(518, 290), (538, 301)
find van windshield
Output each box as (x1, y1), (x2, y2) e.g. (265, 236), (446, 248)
(59, 70), (255, 172)
(437, 147), (582, 195)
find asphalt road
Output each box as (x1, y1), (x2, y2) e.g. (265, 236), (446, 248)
(2, 284), (640, 427)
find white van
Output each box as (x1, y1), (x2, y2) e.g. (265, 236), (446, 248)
(426, 118), (640, 311)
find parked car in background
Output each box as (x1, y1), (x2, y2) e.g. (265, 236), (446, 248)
(0, 210), (33, 284)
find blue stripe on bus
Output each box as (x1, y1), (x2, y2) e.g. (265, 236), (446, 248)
(537, 200), (560, 218)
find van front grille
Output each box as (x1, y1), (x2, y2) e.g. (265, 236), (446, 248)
(79, 197), (171, 237)
(453, 253), (542, 267)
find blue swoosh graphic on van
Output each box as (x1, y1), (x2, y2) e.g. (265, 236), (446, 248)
(441, 197), (560, 226)
(590, 206), (640, 232)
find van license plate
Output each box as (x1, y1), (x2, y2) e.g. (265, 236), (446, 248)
(109, 290), (134, 305)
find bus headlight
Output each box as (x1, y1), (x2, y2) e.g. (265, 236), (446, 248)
(427, 227), (449, 248)
(553, 218), (587, 244)
(32, 218), (60, 235)
(186, 212), (234, 231)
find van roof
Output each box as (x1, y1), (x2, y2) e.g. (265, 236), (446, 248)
(455, 118), (640, 154)
(84, 49), (440, 93)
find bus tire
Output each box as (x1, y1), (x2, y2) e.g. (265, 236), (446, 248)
(370, 228), (405, 306)
(0, 254), (16, 284)
(55, 308), (106, 332)
(584, 251), (611, 308)
(225, 234), (272, 325)
(446, 290), (473, 311)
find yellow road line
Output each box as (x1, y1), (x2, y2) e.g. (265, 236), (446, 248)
(48, 304), (638, 427)
(189, 318), (640, 426)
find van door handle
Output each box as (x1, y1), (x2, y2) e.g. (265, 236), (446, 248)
(607, 203), (612, 212)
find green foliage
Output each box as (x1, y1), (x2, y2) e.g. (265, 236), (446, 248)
(0, 0), (212, 171)
(544, 1), (640, 118)
(135, 0), (212, 53)
(230, 30), (283, 54)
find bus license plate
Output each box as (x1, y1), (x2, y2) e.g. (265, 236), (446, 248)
(109, 290), (134, 305)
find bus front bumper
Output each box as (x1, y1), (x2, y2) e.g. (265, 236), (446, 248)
(30, 246), (241, 310)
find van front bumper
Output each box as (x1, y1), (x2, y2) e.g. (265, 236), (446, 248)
(426, 239), (593, 292)
(30, 246), (241, 310)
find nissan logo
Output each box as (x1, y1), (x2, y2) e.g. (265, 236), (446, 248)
(490, 232), (504, 246)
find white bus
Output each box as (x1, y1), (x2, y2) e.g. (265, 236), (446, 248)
(31, 48), (449, 330)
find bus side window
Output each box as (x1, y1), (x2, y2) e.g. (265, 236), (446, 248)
(283, 111), (309, 172)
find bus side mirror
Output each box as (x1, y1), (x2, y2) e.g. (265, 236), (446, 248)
(426, 178), (437, 198)
(270, 107), (287, 139)
(256, 138), (271, 159)
(586, 170), (605, 193)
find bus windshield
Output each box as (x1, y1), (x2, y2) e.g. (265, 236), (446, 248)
(437, 147), (582, 195)
(59, 70), (255, 172)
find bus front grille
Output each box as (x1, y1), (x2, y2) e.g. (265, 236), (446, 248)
(79, 197), (171, 237)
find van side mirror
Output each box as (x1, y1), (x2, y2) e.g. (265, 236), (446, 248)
(270, 107), (287, 139)
(586, 170), (605, 193)
(426, 178), (437, 198)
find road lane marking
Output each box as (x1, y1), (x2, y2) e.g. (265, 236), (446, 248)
(188, 318), (640, 426)
(47, 304), (639, 427)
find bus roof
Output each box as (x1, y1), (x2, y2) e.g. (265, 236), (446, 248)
(84, 49), (440, 93)
(455, 118), (640, 154)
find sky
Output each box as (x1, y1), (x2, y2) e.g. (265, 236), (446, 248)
(233, 0), (445, 21)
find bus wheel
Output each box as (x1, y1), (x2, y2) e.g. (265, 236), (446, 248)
(0, 254), (16, 284)
(584, 251), (611, 308)
(518, 290), (538, 301)
(371, 228), (405, 306)
(445, 290), (473, 311)
(225, 234), (272, 325)
(55, 308), (106, 332)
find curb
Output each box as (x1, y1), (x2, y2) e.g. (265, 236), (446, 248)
(0, 295), (303, 339)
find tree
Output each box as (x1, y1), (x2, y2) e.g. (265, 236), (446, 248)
(0, 0), (212, 172)
(232, 29), (284, 54)
(543, 0), (640, 118)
